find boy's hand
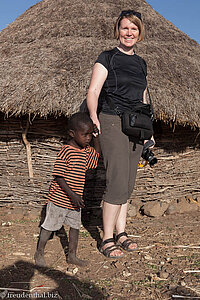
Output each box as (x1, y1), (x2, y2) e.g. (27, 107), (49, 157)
(70, 192), (85, 208)
(55, 176), (85, 208)
(93, 124), (99, 137)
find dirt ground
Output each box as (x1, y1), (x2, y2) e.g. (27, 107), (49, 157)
(0, 206), (200, 300)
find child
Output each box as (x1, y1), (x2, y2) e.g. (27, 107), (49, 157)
(34, 112), (100, 267)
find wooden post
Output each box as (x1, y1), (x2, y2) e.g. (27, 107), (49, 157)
(22, 119), (34, 180)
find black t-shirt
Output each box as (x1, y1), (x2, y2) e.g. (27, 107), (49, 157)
(96, 47), (147, 114)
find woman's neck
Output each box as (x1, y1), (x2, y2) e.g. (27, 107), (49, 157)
(117, 44), (134, 55)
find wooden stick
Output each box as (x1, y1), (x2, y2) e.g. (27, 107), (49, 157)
(183, 270), (200, 273)
(21, 119), (34, 179)
(172, 296), (200, 299)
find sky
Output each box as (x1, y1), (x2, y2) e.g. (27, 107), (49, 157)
(0, 0), (199, 44)
(146, 0), (200, 44)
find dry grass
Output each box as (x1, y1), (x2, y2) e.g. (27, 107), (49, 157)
(0, 0), (199, 128)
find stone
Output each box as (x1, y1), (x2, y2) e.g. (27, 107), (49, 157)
(128, 198), (143, 217)
(166, 197), (199, 215)
(141, 201), (169, 217)
(158, 271), (169, 279)
(165, 202), (180, 215)
(127, 204), (137, 217)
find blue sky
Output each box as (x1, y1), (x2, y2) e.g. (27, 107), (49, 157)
(146, 0), (199, 43)
(0, 0), (199, 44)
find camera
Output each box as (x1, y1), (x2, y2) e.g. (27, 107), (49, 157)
(141, 140), (157, 167)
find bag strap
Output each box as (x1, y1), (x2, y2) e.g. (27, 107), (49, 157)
(137, 56), (154, 120)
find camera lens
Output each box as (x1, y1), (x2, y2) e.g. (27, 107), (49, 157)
(149, 156), (157, 167)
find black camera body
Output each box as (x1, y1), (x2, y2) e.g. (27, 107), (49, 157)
(141, 140), (157, 167)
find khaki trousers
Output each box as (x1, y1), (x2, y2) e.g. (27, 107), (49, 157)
(99, 113), (143, 205)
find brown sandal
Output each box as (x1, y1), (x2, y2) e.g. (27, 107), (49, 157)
(115, 232), (137, 252)
(100, 238), (124, 258)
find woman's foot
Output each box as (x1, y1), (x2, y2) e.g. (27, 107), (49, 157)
(100, 238), (124, 258)
(116, 232), (137, 251)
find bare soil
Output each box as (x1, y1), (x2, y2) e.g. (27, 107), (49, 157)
(0, 206), (200, 300)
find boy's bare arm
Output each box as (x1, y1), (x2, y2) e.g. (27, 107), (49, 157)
(93, 124), (101, 154)
(55, 176), (85, 208)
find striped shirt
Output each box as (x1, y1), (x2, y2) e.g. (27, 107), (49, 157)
(48, 145), (99, 209)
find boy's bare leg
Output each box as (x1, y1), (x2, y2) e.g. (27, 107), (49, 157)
(67, 227), (88, 266)
(34, 227), (52, 267)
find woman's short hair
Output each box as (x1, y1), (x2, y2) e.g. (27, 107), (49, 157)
(114, 12), (145, 42)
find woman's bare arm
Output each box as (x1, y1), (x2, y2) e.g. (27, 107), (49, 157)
(87, 62), (108, 132)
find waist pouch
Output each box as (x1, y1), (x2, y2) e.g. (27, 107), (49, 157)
(121, 103), (153, 140)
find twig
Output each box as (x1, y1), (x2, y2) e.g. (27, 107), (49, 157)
(139, 243), (200, 250)
(172, 295), (200, 299)
(159, 150), (195, 160)
(0, 286), (52, 292)
(149, 187), (171, 194)
(172, 245), (200, 249)
(72, 283), (92, 299)
(183, 270), (200, 273)
(154, 230), (164, 236)
(140, 227), (150, 234)
(96, 261), (107, 273)
(0, 288), (29, 292)
(185, 285), (200, 296)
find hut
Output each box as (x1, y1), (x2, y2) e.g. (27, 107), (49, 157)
(0, 0), (199, 207)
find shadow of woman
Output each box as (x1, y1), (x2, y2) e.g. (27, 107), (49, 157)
(0, 260), (107, 300)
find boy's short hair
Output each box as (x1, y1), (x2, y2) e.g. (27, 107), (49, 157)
(68, 112), (93, 131)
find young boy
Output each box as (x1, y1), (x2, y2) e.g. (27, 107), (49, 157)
(34, 112), (100, 267)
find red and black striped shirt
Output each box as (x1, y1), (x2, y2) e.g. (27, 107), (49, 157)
(48, 145), (99, 209)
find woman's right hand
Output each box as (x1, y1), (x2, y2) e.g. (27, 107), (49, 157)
(90, 115), (101, 133)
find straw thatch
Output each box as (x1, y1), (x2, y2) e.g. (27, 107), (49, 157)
(0, 0), (199, 128)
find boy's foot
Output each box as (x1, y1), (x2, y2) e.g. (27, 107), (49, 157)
(67, 255), (88, 267)
(34, 251), (46, 267)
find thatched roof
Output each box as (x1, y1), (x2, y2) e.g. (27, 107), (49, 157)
(0, 0), (200, 128)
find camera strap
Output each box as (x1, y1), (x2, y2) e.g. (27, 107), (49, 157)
(137, 56), (154, 120)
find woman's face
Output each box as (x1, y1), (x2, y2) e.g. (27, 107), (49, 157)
(118, 18), (139, 48)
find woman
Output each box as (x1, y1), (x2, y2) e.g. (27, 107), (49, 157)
(87, 10), (151, 258)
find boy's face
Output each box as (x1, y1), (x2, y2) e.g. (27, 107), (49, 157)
(70, 122), (94, 149)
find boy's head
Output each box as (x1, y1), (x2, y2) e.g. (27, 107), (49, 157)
(68, 112), (94, 148)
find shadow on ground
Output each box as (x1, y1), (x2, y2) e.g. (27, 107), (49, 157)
(0, 260), (107, 300)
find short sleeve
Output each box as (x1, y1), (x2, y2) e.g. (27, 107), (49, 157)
(86, 147), (99, 170)
(52, 146), (69, 177)
(52, 157), (67, 177)
(95, 51), (111, 70)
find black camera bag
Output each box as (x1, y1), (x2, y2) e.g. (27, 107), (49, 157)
(121, 103), (153, 140)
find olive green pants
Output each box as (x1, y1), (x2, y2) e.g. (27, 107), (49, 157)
(99, 113), (143, 205)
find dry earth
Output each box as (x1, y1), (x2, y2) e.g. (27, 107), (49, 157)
(0, 206), (200, 300)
